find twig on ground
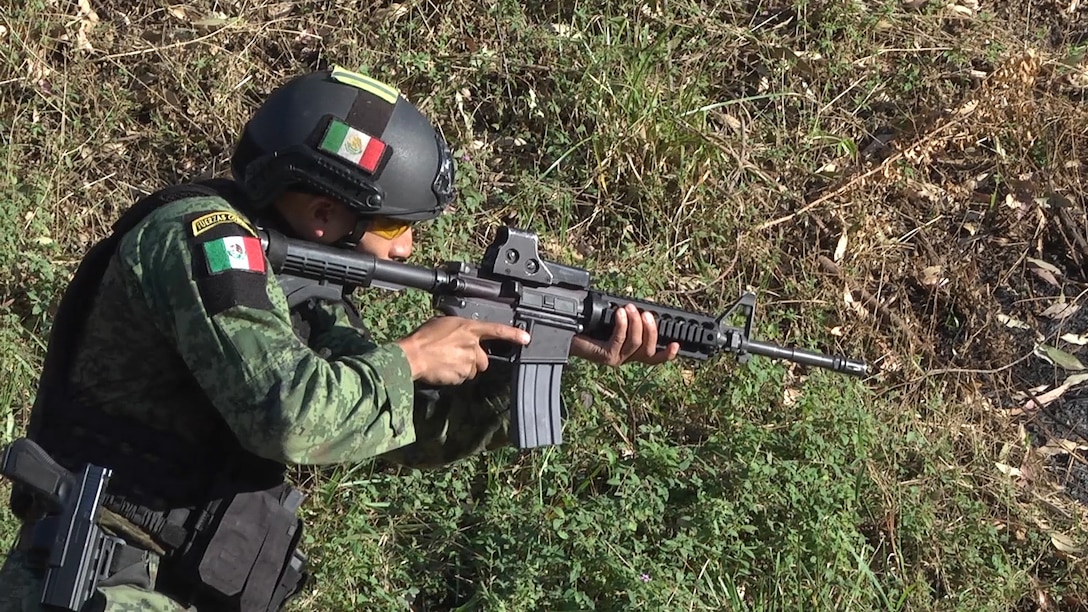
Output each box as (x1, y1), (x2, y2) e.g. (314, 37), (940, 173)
(1057, 205), (1088, 270)
(817, 255), (908, 333)
(918, 352), (1034, 379)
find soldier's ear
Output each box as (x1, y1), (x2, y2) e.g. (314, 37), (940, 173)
(308, 195), (336, 224)
(306, 195), (355, 241)
(273, 192), (355, 243)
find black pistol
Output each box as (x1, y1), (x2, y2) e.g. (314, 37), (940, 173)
(0, 438), (122, 611)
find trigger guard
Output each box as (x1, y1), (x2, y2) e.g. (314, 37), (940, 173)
(482, 339), (516, 362)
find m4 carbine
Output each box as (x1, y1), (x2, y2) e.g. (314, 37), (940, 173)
(262, 226), (869, 449)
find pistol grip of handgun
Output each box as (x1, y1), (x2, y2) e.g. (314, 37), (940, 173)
(0, 439), (74, 511)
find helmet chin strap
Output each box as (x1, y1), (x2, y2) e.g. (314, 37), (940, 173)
(337, 215), (370, 248)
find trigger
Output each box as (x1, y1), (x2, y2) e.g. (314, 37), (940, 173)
(482, 339), (516, 362)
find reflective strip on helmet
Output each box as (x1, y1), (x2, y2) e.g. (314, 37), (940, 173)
(330, 66), (399, 105)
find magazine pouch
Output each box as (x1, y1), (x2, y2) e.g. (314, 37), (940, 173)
(164, 484), (307, 612)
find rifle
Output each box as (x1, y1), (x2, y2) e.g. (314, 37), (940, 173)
(261, 226), (868, 449)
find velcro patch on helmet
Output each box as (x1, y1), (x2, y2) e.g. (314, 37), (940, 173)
(319, 119), (390, 175)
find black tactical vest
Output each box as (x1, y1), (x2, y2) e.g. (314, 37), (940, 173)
(14, 180), (310, 550)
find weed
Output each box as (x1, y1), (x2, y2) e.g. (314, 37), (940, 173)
(0, 0), (1085, 610)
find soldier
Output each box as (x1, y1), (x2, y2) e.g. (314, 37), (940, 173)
(0, 68), (679, 611)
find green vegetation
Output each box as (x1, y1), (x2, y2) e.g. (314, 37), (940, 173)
(2, 0), (1086, 609)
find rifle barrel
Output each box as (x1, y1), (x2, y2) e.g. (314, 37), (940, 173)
(744, 339), (869, 376)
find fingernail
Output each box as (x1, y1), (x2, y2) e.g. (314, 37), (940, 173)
(644, 312), (654, 324)
(520, 332), (531, 344)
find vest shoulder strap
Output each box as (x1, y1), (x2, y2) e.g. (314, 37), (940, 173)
(26, 179), (243, 438)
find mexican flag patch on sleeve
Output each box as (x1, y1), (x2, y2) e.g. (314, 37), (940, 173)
(203, 236), (266, 274)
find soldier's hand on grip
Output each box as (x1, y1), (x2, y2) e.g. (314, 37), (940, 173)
(396, 317), (531, 386)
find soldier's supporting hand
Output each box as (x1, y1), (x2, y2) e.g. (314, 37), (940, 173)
(570, 303), (680, 366)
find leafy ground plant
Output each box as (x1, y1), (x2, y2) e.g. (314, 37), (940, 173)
(2, 0), (1087, 610)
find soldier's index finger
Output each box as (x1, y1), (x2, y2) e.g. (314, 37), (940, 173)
(477, 322), (531, 345)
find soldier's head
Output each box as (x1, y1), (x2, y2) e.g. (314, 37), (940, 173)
(231, 67), (456, 261)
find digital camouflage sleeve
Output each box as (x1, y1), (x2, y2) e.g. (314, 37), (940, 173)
(114, 196), (419, 464)
(381, 368), (513, 468)
(298, 281), (515, 469)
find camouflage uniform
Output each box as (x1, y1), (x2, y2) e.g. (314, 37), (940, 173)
(0, 192), (511, 610)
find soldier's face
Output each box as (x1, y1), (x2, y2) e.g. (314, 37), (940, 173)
(275, 193), (415, 261)
(356, 226), (414, 262)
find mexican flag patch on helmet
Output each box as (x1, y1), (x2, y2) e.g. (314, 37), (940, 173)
(319, 119), (390, 175)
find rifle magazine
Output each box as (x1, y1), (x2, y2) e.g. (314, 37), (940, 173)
(511, 363), (564, 449)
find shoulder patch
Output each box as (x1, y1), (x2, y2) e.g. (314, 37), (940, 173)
(202, 236), (266, 275)
(183, 211), (273, 316)
(190, 211), (256, 238)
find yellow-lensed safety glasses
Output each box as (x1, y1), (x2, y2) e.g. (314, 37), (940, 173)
(366, 217), (411, 239)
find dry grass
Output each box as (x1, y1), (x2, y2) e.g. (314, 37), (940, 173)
(2, 0), (1088, 608)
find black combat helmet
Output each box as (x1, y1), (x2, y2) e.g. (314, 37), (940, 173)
(231, 66), (455, 221)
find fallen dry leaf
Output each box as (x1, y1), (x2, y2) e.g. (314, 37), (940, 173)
(1051, 532), (1085, 555)
(1033, 343), (1086, 371)
(1041, 301), (1080, 320)
(167, 4), (203, 21)
(947, 0), (980, 16)
(1018, 374), (1088, 412)
(1027, 257), (1063, 287)
(998, 313), (1032, 330)
(1029, 268), (1060, 287)
(783, 387), (801, 407)
(920, 265), (946, 288)
(75, 0), (99, 51)
(264, 2), (295, 18)
(1036, 438), (1088, 458)
(833, 231), (848, 262)
(1004, 192), (1029, 210)
(78, 0), (99, 22)
(1058, 372), (1088, 389)
(1013, 383), (1051, 402)
(843, 289), (864, 315)
(374, 3), (411, 22)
